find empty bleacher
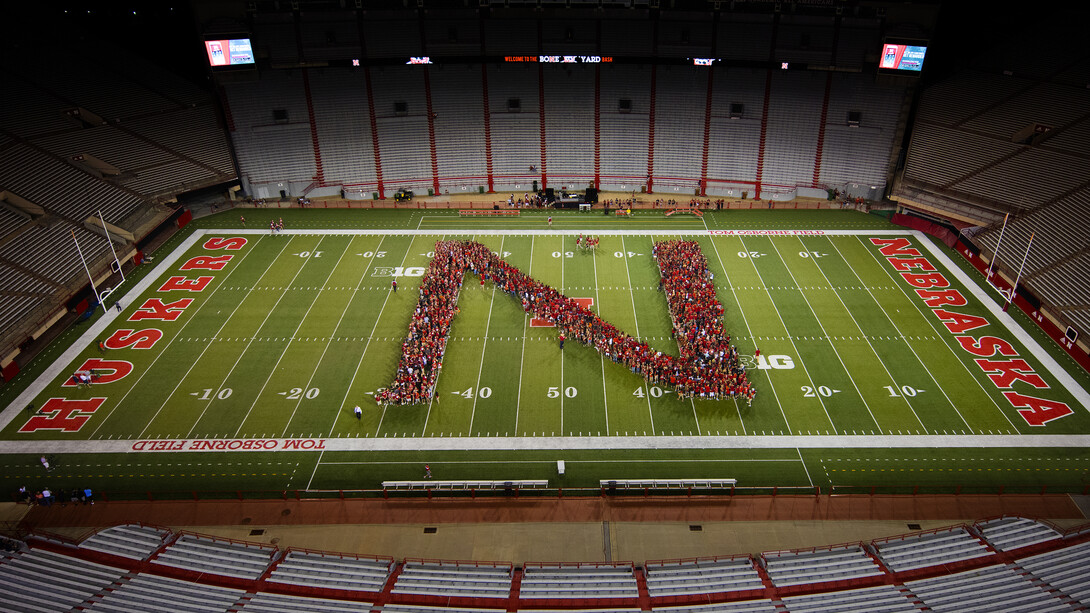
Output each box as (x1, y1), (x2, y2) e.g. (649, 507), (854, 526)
(762, 544), (883, 587)
(654, 602), (777, 613)
(236, 590), (370, 612)
(975, 517), (1061, 552)
(873, 526), (993, 572)
(1016, 539), (1090, 604)
(0, 548), (126, 613)
(904, 563), (1071, 613)
(150, 533), (276, 579)
(778, 584), (918, 613)
(519, 563), (639, 600)
(644, 556), (765, 597)
(79, 524), (171, 561)
(392, 560), (513, 599)
(266, 549), (394, 592)
(86, 572), (246, 613)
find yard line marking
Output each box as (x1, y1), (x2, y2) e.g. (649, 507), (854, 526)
(760, 237), (883, 432)
(794, 236), (928, 434)
(372, 234), (431, 434)
(89, 235), (269, 438)
(706, 237), (783, 436)
(185, 236), (332, 438)
(279, 236), (386, 436)
(824, 236), (973, 433)
(797, 447), (814, 487)
(595, 237), (612, 435)
(560, 235), (565, 435)
(514, 236), (534, 434)
(233, 239), (352, 437)
(854, 236), (1020, 432)
(468, 236), (503, 435)
(136, 236), (295, 438)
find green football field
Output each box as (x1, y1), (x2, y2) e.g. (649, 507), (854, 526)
(2, 208), (1089, 498)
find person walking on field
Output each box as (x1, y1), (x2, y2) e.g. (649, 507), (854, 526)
(354, 405), (362, 420)
(547, 216), (552, 227)
(424, 464), (432, 479)
(558, 332), (565, 350)
(391, 279), (397, 292)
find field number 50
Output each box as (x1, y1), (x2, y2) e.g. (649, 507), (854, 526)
(547, 386), (578, 398)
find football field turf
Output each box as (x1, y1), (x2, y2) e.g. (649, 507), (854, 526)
(2, 209), (1089, 497)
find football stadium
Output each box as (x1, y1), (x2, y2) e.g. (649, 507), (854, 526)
(1, 1), (1089, 611)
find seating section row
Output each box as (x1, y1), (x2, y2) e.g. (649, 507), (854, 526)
(150, 534), (276, 579)
(873, 526), (992, 572)
(267, 550), (394, 592)
(223, 64), (904, 198)
(520, 563), (639, 599)
(645, 557), (764, 597)
(2, 518), (1086, 612)
(79, 523), (171, 560)
(392, 561), (513, 599)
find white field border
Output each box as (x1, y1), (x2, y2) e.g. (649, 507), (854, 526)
(2, 228), (1087, 452)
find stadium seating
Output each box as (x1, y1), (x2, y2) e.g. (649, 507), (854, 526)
(79, 524), (172, 560)
(644, 557), (765, 596)
(150, 534), (276, 579)
(904, 563), (1071, 613)
(0, 548), (126, 612)
(519, 563), (639, 599)
(266, 549), (394, 592)
(1, 518), (1088, 613)
(392, 560), (513, 599)
(234, 590), (369, 612)
(975, 516), (1061, 552)
(86, 573), (246, 612)
(761, 544), (883, 587)
(778, 584), (918, 613)
(872, 527), (993, 572)
(654, 602), (777, 613)
(1015, 538), (1090, 604)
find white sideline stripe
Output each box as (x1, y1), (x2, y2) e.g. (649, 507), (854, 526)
(3, 434), (1090, 454)
(915, 235), (1090, 414)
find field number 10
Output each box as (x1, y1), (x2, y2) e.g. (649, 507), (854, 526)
(884, 385), (922, 397)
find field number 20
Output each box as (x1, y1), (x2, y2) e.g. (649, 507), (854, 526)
(802, 385), (834, 397)
(547, 386), (578, 398)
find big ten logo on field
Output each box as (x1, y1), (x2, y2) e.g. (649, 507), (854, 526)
(372, 266), (427, 277)
(738, 354), (795, 370)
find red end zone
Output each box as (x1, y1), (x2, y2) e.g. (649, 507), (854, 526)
(530, 298), (593, 327)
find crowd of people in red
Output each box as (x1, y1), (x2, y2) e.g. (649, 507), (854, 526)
(377, 239), (754, 405)
(654, 240), (754, 403)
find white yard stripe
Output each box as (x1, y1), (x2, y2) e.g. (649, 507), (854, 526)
(759, 236), (888, 433)
(514, 236), (533, 434)
(468, 236), (503, 434)
(594, 238), (611, 435)
(737, 237), (839, 433)
(233, 238), (354, 437)
(85, 235), (269, 438)
(137, 236), (296, 438)
(821, 236), (974, 433)
(377, 236), (434, 435)
(797, 448), (814, 487)
(281, 236), (386, 436)
(184, 235), (332, 438)
(787, 236), (930, 434)
(560, 234), (565, 434)
(855, 236), (1021, 432)
(705, 236), (762, 436)
(11, 433), (1090, 455)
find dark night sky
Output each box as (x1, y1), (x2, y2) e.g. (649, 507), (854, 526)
(3, 2), (1081, 90)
